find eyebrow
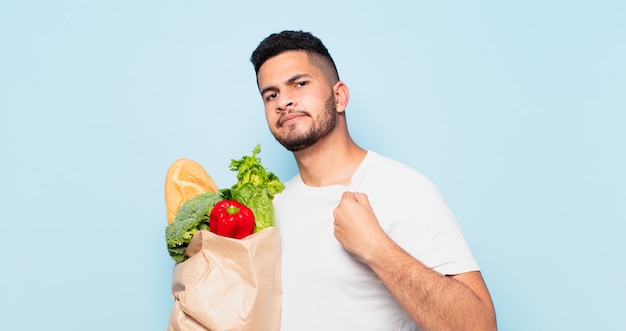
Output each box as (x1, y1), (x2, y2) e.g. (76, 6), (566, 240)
(260, 73), (312, 96)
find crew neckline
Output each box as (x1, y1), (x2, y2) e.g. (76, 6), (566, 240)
(295, 151), (375, 191)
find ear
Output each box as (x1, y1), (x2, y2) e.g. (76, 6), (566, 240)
(333, 81), (350, 114)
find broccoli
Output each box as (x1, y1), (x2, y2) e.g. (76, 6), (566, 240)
(165, 190), (224, 262)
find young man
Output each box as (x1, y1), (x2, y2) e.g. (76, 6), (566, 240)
(250, 30), (497, 331)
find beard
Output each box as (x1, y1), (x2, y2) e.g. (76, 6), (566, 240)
(273, 94), (337, 152)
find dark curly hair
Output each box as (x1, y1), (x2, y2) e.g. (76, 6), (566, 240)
(250, 30), (340, 83)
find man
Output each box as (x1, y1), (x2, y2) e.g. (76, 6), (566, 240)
(250, 30), (497, 331)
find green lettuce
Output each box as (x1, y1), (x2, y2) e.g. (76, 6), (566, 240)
(228, 144), (284, 231)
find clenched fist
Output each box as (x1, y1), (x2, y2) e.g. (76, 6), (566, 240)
(333, 191), (391, 260)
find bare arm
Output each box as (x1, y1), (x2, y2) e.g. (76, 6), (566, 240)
(333, 192), (497, 331)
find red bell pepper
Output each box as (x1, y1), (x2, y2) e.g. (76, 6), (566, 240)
(209, 200), (255, 239)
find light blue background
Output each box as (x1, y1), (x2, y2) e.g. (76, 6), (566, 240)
(1, 1), (624, 330)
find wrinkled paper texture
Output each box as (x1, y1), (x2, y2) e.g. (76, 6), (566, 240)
(167, 227), (281, 331)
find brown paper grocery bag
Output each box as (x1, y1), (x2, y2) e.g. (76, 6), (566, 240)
(167, 227), (281, 331)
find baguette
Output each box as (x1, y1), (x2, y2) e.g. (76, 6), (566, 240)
(164, 158), (219, 224)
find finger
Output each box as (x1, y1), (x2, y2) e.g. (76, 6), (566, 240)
(340, 191), (356, 201)
(338, 191), (358, 209)
(352, 192), (372, 208)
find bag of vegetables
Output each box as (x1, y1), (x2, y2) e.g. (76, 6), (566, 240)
(164, 144), (284, 331)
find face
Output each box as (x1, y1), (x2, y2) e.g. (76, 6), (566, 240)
(257, 51), (338, 152)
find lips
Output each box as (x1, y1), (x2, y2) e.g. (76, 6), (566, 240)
(277, 111), (307, 127)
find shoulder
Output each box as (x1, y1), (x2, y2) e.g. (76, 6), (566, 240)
(361, 151), (437, 190)
(356, 151), (452, 218)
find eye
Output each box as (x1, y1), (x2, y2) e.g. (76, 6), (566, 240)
(296, 81), (307, 87)
(265, 92), (278, 101)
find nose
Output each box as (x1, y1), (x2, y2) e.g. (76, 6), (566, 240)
(277, 92), (296, 112)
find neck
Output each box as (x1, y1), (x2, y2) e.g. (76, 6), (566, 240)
(292, 131), (367, 187)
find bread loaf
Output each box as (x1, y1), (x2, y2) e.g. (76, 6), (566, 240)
(164, 158), (219, 224)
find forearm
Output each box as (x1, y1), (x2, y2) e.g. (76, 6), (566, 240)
(333, 191), (496, 330)
(362, 238), (497, 331)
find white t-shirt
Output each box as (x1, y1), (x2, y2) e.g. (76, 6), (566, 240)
(275, 151), (479, 331)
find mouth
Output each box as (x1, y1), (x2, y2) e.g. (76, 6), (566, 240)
(277, 111), (308, 127)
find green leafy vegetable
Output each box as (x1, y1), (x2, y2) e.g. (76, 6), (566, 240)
(229, 144), (284, 196)
(229, 144), (285, 231)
